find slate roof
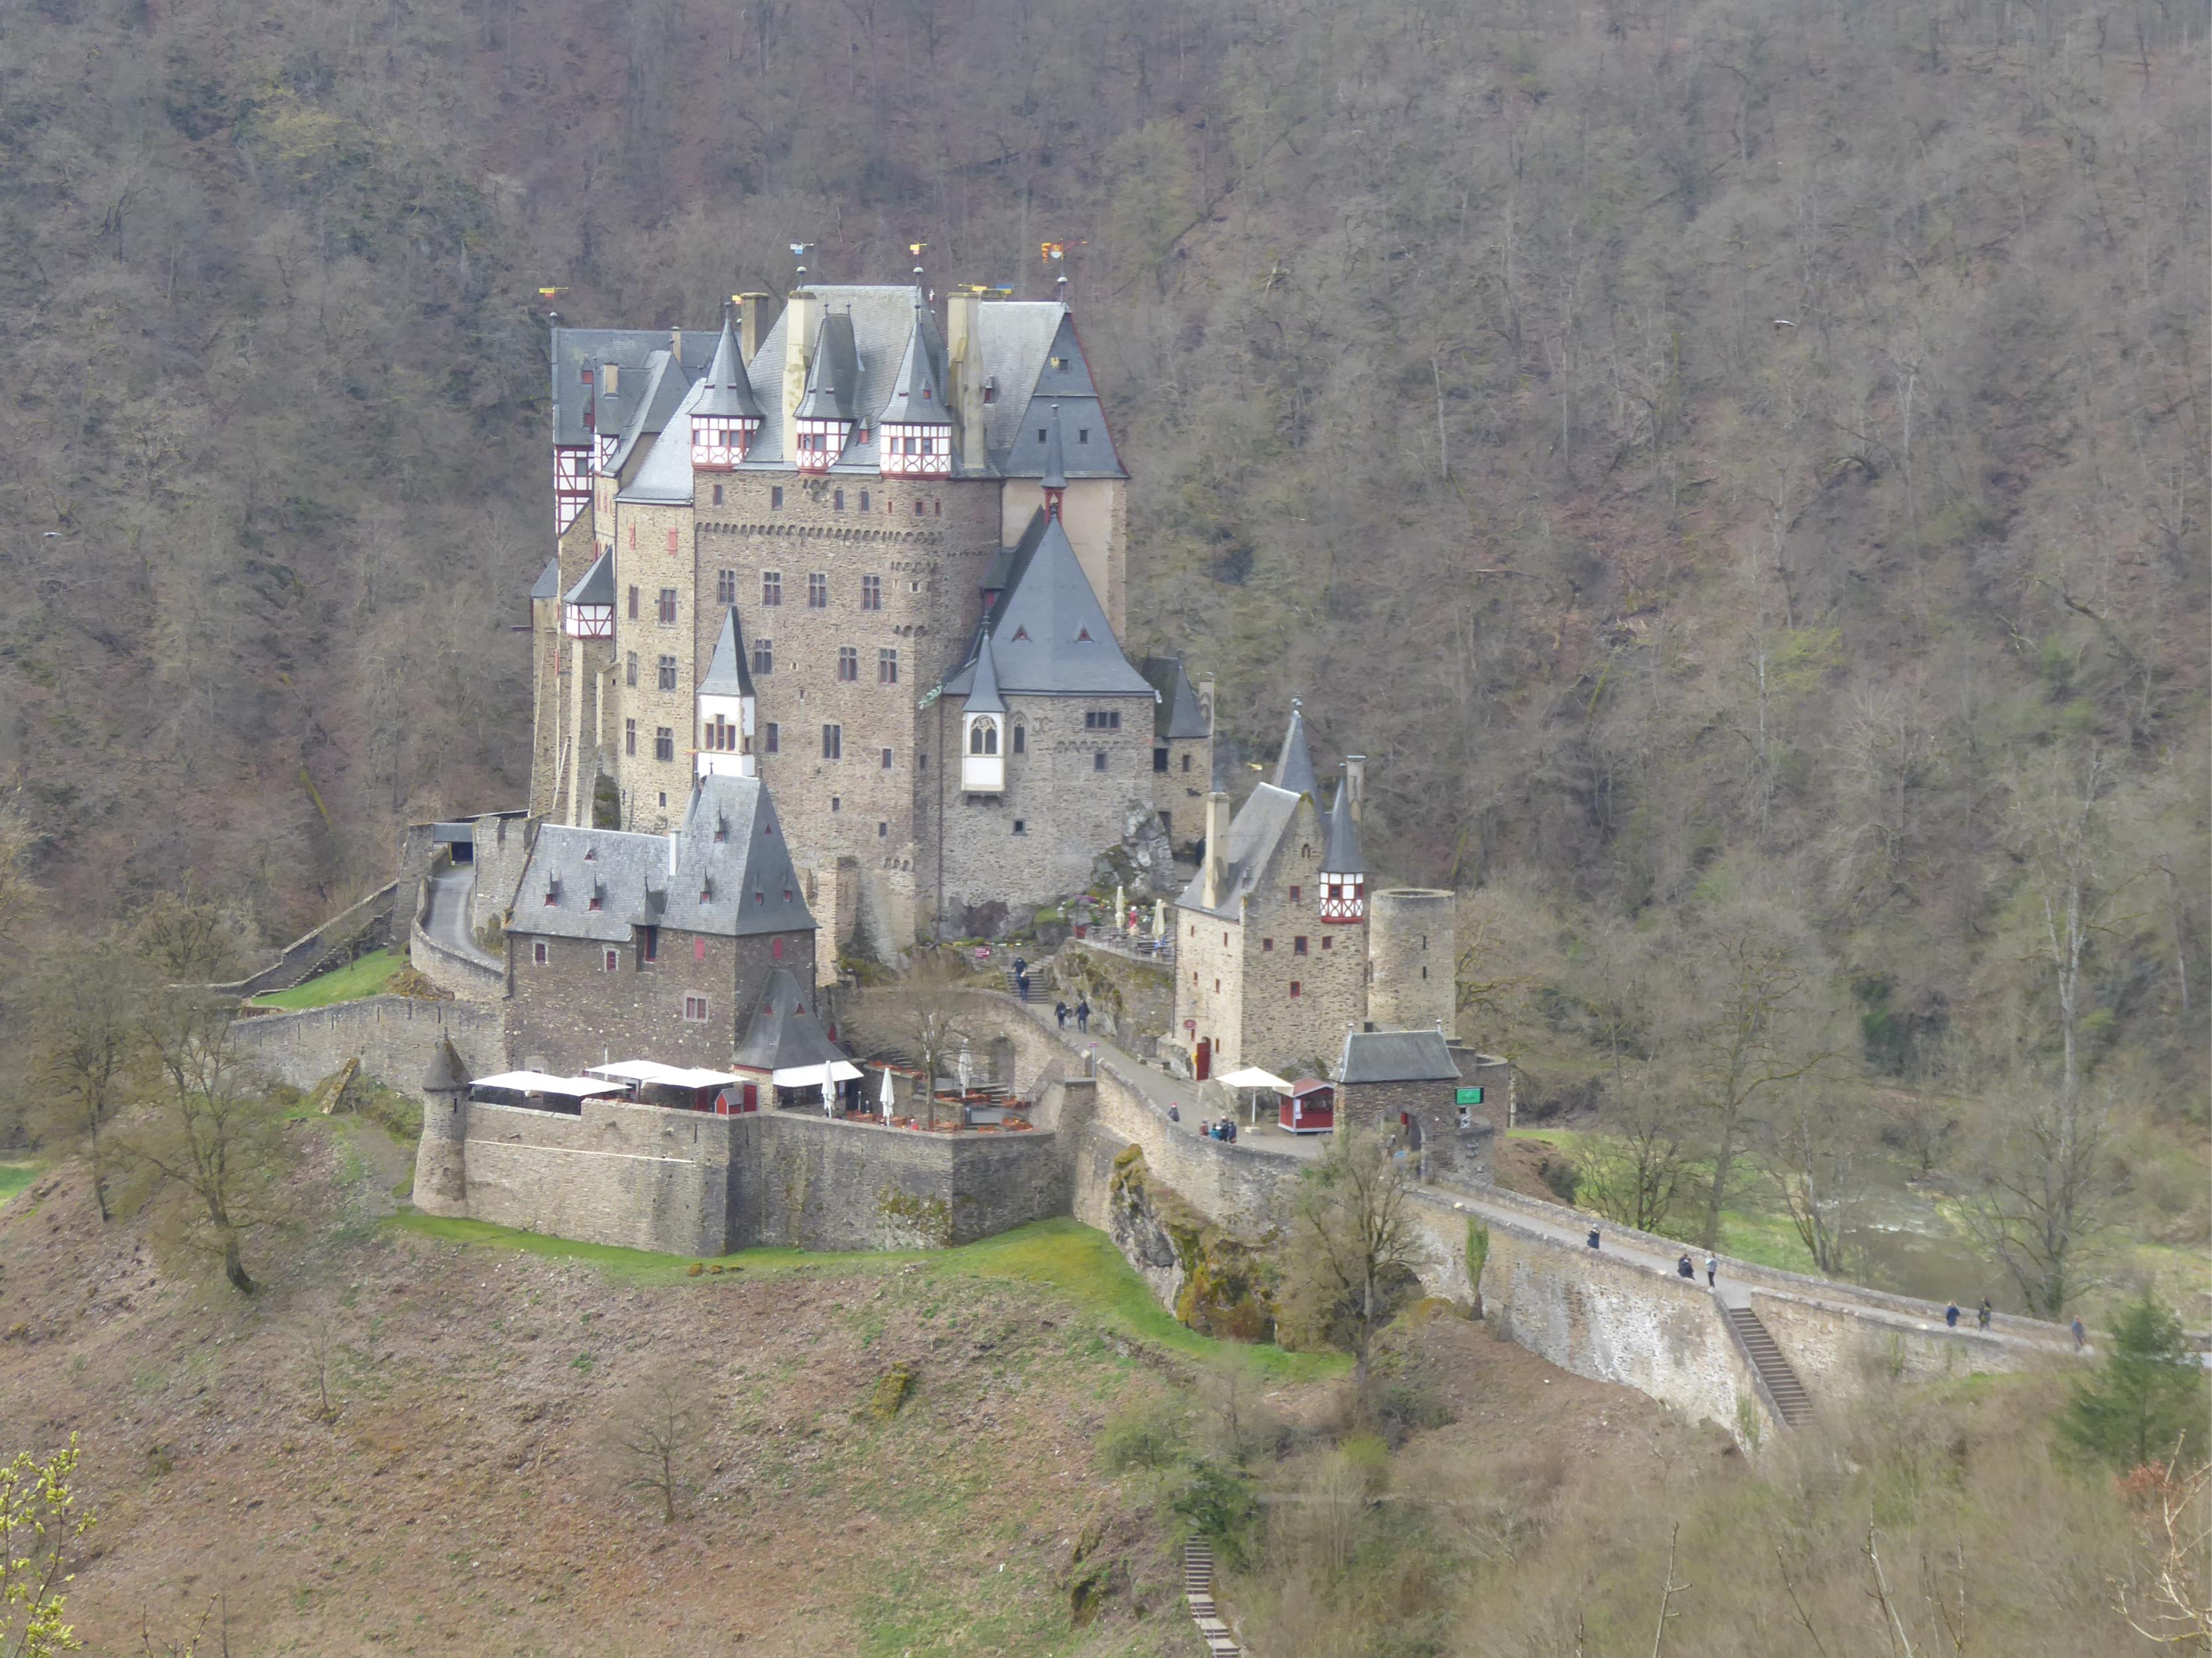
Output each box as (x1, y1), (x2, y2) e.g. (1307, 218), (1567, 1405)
(1273, 703), (1318, 798)
(963, 634), (1005, 714)
(422, 1037), (469, 1094)
(1338, 1029), (1462, 1085)
(1323, 776), (1365, 874)
(509, 774), (815, 943)
(730, 968), (845, 1072)
(795, 312), (862, 421)
(991, 312), (1126, 479)
(694, 312), (765, 421)
(937, 510), (1153, 699)
(530, 558), (562, 601)
(698, 608), (755, 699)
(564, 549), (615, 607)
(607, 348), (698, 475)
(548, 327), (717, 449)
(879, 298), (952, 426)
(1040, 402), (1068, 490)
(618, 375), (706, 505)
(1175, 782), (1314, 921)
(1140, 656), (1210, 740)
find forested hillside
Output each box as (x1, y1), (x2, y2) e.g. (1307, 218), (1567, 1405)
(0, 1), (2202, 1141)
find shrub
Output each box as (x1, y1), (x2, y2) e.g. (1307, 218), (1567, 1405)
(2061, 1296), (2209, 1470)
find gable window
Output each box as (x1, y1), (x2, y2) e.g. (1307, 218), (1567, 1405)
(751, 638), (773, 676)
(878, 648), (898, 684)
(861, 574), (882, 611)
(716, 569), (737, 605)
(838, 646), (859, 681)
(684, 995), (709, 1022)
(808, 572), (828, 609)
(657, 654), (678, 691)
(658, 588), (678, 624)
(532, 941), (548, 965)
(1093, 751), (1107, 772)
(625, 718), (637, 756)
(761, 571), (782, 607)
(627, 585), (640, 621)
(625, 652), (639, 687)
(765, 723), (779, 753)
(638, 925), (658, 963)
(822, 724), (842, 760)
(654, 727), (675, 761)
(1294, 936), (1308, 956)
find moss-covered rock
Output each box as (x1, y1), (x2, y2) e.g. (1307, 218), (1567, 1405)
(1106, 1146), (1277, 1343)
(862, 1362), (917, 1422)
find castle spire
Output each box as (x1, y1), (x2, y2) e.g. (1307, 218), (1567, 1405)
(691, 302), (763, 469)
(1273, 698), (1317, 798)
(1041, 402), (1068, 520)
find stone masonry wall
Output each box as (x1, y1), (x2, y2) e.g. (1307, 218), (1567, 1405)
(469, 814), (535, 939)
(610, 498), (697, 833)
(235, 997), (505, 1098)
(1173, 914), (1247, 1075)
(736, 1113), (1065, 1249)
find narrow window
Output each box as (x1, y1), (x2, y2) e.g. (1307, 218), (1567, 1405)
(1013, 819), (1026, 834)
(830, 796), (841, 813)
(1290, 981), (1302, 998)
(859, 490), (870, 512)
(1182, 753), (1192, 773)
(1011, 726), (1025, 755)
(532, 941), (547, 965)
(771, 485), (784, 508)
(1322, 935), (1334, 951)
(1262, 938), (1274, 952)
(628, 526), (636, 548)
(694, 937), (706, 962)
(624, 718), (637, 756)
(877, 648), (898, 684)
(658, 587), (678, 624)
(822, 724), (841, 760)
(765, 723), (779, 753)
(1153, 747), (1169, 772)
(877, 821), (888, 837)
(838, 646), (859, 681)
(808, 572), (828, 609)
(762, 570), (782, 607)
(1289, 884), (1302, 902)
(654, 727), (674, 761)
(639, 925), (658, 963)
(666, 528), (679, 554)
(625, 652), (638, 687)
(716, 569), (737, 605)
(1093, 750), (1106, 772)
(658, 654), (678, 691)
(711, 483), (725, 505)
(771, 937), (785, 961)
(752, 638), (772, 676)
(1294, 936), (1308, 956)
(881, 748), (893, 769)
(861, 574), (882, 611)
(604, 949), (619, 972)
(1079, 428), (1090, 443)
(627, 585), (639, 621)
(833, 489), (844, 510)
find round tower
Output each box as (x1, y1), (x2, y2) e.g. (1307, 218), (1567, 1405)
(412, 1038), (471, 1216)
(1366, 889), (1457, 1039)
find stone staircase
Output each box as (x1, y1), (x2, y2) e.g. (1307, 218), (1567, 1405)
(1184, 1539), (1240, 1655)
(1725, 1305), (1813, 1427)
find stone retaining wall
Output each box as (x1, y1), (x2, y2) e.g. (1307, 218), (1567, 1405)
(234, 996), (504, 1097)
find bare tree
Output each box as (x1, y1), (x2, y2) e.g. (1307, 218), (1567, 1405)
(1282, 1126), (1418, 1405)
(32, 935), (145, 1222)
(1753, 1085), (1871, 1277)
(1577, 1084), (1699, 1236)
(1960, 1076), (2120, 1319)
(608, 1363), (707, 1524)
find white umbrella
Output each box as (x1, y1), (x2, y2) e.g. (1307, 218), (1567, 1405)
(879, 1065), (895, 1122)
(820, 1059), (835, 1116)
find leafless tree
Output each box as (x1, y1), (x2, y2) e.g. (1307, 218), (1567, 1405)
(608, 1363), (707, 1524)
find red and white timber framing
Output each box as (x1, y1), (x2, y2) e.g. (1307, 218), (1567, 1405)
(878, 422), (951, 477)
(554, 446), (591, 536)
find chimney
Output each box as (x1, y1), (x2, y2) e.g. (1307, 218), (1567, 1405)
(1196, 672), (1217, 738)
(1343, 754), (1366, 825)
(603, 362), (619, 396)
(1201, 790), (1230, 910)
(738, 293), (772, 361)
(670, 326), (684, 360)
(782, 288), (821, 433)
(668, 832), (681, 878)
(946, 289), (987, 473)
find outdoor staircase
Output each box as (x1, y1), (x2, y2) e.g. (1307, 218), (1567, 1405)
(1003, 965), (1034, 1001)
(1725, 1305), (1813, 1427)
(1184, 1540), (1240, 1655)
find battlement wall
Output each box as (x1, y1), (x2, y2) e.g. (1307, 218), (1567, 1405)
(235, 996), (503, 1098)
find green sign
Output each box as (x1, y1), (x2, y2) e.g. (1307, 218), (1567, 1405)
(1455, 1087), (1484, 1105)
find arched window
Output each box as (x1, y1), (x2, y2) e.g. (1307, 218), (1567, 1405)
(1011, 725), (1026, 755)
(968, 717), (999, 756)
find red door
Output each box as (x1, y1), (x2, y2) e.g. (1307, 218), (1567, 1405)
(1194, 1039), (1211, 1081)
(741, 1082), (759, 1113)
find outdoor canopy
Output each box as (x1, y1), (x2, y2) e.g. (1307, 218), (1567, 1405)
(585, 1060), (749, 1089)
(770, 1060), (863, 1087)
(1219, 1067), (1294, 1093)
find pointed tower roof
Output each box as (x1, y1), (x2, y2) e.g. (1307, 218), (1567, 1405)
(936, 511), (1152, 699)
(422, 1037), (468, 1095)
(530, 557), (562, 601)
(879, 298), (952, 426)
(963, 632), (1006, 713)
(1040, 402), (1068, 491)
(731, 967), (845, 1072)
(564, 548), (615, 607)
(1274, 701), (1318, 797)
(1323, 776), (1367, 873)
(795, 312), (861, 420)
(694, 310), (765, 421)
(698, 607), (755, 698)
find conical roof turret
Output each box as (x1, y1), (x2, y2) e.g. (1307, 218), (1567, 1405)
(1040, 402), (1068, 491)
(1272, 699), (1317, 797)
(694, 308), (765, 420)
(1323, 774), (1366, 874)
(879, 296), (952, 426)
(964, 632), (1006, 713)
(699, 607), (756, 698)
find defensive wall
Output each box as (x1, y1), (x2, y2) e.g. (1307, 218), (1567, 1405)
(410, 845), (507, 1002)
(233, 996), (505, 1097)
(208, 882), (398, 999)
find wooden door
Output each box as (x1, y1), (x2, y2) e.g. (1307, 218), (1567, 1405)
(1195, 1039), (1211, 1081)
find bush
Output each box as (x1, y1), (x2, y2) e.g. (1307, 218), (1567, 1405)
(1098, 1395), (1190, 1473)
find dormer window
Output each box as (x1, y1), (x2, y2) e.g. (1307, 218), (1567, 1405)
(961, 713), (1005, 794)
(794, 420), (849, 473)
(879, 422), (950, 478)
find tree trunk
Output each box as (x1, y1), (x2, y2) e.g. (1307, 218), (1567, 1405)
(220, 1226), (255, 1295)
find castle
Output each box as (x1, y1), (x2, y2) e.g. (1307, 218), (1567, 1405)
(532, 286), (1213, 957)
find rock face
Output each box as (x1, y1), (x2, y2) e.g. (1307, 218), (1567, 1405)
(1103, 1145), (1276, 1342)
(1089, 803), (1178, 900)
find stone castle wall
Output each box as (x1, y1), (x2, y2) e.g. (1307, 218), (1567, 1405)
(1367, 888), (1455, 1039)
(469, 813), (535, 938)
(233, 996), (505, 1098)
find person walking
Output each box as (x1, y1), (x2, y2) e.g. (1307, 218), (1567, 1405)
(1054, 1000), (1068, 1028)
(1167, 1104), (1180, 1123)
(1677, 1254), (1695, 1279)
(1587, 1226), (1601, 1250)
(1977, 1297), (1991, 1331)
(1075, 998), (1090, 1033)
(1015, 969), (1030, 1002)
(1705, 1254), (1718, 1288)
(1225, 1118), (1238, 1144)
(2071, 1315), (2087, 1350)
(1945, 1301), (1961, 1329)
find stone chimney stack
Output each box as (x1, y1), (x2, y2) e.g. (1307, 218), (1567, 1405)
(1201, 790), (1230, 910)
(946, 288), (987, 472)
(782, 288), (821, 433)
(670, 326), (684, 360)
(738, 293), (772, 361)
(1343, 754), (1366, 825)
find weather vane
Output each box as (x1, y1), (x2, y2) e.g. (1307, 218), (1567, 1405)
(789, 242), (814, 282)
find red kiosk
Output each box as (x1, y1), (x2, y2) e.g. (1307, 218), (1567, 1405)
(1281, 1078), (1336, 1134)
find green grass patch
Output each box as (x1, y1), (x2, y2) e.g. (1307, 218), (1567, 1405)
(0, 1163), (40, 1210)
(391, 1213), (1344, 1380)
(253, 949), (406, 1010)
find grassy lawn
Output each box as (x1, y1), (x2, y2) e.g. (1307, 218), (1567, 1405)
(253, 949), (406, 1010)
(393, 1212), (1345, 1380)
(0, 1163), (39, 1211)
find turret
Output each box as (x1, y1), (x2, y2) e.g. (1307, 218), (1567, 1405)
(792, 310), (858, 473)
(696, 607), (758, 778)
(1320, 766), (1367, 924)
(879, 296), (953, 479)
(412, 1038), (471, 1216)
(561, 550), (615, 640)
(959, 637), (1006, 794)
(1040, 403), (1068, 521)
(690, 304), (763, 470)
(1273, 699), (1318, 798)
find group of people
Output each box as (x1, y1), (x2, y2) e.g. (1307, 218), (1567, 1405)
(1944, 1296), (1995, 1332)
(1052, 998), (1091, 1032)
(1674, 1252), (1719, 1287)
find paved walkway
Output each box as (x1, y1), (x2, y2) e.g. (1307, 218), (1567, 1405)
(420, 863), (501, 969)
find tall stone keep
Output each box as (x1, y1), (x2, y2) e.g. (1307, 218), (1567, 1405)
(1366, 888), (1456, 1039)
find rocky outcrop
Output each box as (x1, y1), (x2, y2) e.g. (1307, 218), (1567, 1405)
(1104, 1145), (1276, 1342)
